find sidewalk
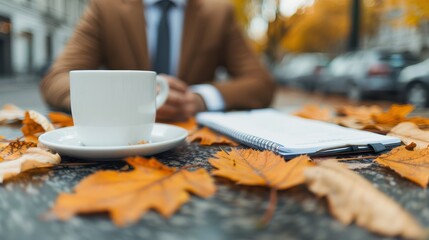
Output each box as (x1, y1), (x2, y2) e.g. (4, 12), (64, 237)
(0, 75), (48, 113)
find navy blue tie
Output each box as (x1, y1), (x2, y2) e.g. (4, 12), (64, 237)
(154, 0), (174, 75)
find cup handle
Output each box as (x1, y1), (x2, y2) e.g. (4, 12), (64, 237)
(155, 76), (169, 109)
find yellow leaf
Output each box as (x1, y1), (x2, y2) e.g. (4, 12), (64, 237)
(375, 145), (429, 188)
(188, 127), (238, 146)
(388, 122), (429, 148)
(305, 160), (425, 239)
(51, 157), (216, 227)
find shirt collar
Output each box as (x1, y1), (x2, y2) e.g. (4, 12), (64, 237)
(144, 0), (187, 7)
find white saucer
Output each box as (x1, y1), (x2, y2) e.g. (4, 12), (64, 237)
(39, 123), (188, 160)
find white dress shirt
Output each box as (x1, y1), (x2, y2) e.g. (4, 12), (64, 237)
(143, 0), (225, 111)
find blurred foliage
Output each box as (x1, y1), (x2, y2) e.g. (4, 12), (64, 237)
(231, 0), (429, 62)
(383, 0), (429, 26)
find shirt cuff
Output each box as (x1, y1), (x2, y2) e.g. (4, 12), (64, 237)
(190, 84), (225, 111)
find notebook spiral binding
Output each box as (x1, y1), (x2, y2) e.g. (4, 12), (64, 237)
(200, 120), (288, 154)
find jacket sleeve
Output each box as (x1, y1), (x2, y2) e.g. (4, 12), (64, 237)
(213, 3), (275, 110)
(40, 0), (103, 111)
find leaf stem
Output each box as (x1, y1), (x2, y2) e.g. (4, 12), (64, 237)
(259, 187), (278, 227)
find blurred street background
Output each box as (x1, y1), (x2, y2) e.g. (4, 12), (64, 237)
(1, 0), (429, 110)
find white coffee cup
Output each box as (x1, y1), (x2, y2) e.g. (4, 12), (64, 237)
(70, 70), (169, 146)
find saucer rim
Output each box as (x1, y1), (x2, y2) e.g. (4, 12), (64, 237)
(38, 123), (188, 158)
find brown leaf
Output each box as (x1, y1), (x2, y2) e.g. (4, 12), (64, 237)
(188, 127), (238, 146)
(48, 112), (74, 128)
(294, 104), (332, 122)
(336, 105), (383, 123)
(388, 122), (429, 148)
(0, 140), (37, 161)
(162, 117), (198, 133)
(209, 149), (315, 189)
(305, 160), (426, 239)
(375, 145), (429, 188)
(335, 116), (389, 134)
(0, 104), (25, 124)
(21, 110), (55, 137)
(51, 156), (216, 227)
(0, 147), (60, 183)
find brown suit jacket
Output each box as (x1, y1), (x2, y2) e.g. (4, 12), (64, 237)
(40, 0), (275, 111)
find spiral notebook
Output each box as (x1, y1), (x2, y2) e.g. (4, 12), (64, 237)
(196, 109), (401, 158)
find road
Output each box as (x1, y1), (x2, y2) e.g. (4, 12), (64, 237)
(0, 79), (422, 115)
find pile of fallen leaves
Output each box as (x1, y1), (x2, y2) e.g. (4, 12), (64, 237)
(0, 105), (61, 182)
(3, 104), (429, 238)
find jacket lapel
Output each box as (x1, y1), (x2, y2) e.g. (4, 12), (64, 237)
(119, 0), (150, 69)
(178, 0), (204, 80)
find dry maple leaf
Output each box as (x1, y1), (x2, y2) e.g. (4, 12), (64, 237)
(162, 117), (198, 133)
(21, 110), (55, 137)
(372, 104), (414, 125)
(0, 104), (25, 124)
(336, 105), (383, 123)
(335, 117), (389, 134)
(0, 147), (60, 183)
(293, 104), (332, 122)
(0, 139), (37, 161)
(188, 127), (238, 146)
(209, 149), (315, 223)
(375, 145), (429, 188)
(48, 112), (74, 128)
(51, 156), (216, 227)
(305, 160), (426, 239)
(388, 122), (429, 149)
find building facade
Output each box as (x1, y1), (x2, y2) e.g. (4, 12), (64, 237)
(0, 0), (88, 77)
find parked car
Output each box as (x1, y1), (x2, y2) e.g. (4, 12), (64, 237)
(398, 58), (429, 108)
(272, 53), (329, 91)
(317, 49), (420, 101)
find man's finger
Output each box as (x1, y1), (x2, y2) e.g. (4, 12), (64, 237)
(162, 75), (187, 92)
(166, 89), (186, 106)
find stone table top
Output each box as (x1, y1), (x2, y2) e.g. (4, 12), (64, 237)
(1, 125), (428, 240)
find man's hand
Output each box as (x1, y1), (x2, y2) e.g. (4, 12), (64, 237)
(156, 75), (206, 122)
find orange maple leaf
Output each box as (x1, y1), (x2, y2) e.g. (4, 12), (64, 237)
(372, 104), (414, 126)
(48, 112), (74, 128)
(51, 156), (216, 227)
(375, 145), (429, 188)
(162, 117), (198, 133)
(209, 149), (315, 188)
(21, 110), (55, 137)
(209, 149), (315, 223)
(188, 127), (238, 146)
(0, 140), (37, 162)
(294, 104), (332, 122)
(336, 105), (383, 122)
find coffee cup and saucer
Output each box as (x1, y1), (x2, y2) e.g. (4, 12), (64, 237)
(39, 70), (188, 160)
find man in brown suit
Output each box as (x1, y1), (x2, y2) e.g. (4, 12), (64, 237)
(40, 0), (275, 121)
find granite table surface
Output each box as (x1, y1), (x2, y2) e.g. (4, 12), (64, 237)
(1, 124), (428, 240)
